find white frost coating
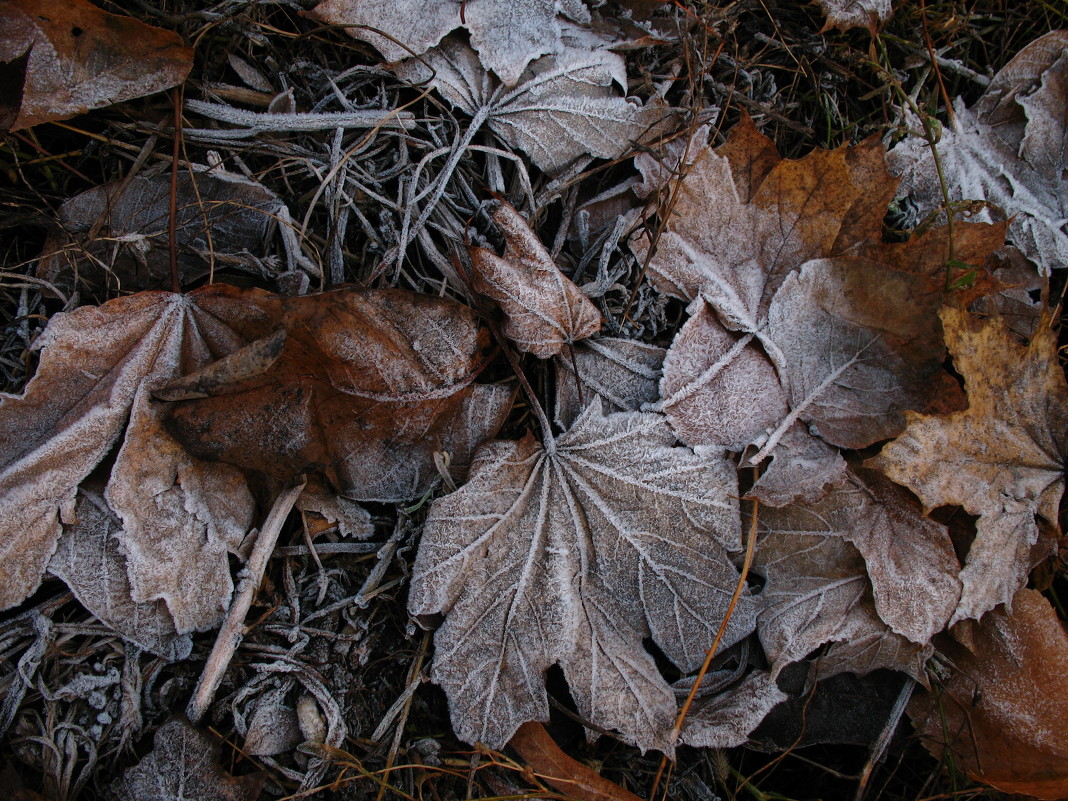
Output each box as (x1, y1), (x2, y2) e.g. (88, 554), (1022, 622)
(409, 399), (752, 753)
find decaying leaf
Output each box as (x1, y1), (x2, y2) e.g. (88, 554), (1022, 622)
(409, 400), (753, 752)
(889, 30), (1068, 275)
(38, 171), (290, 293)
(553, 336), (664, 429)
(749, 474), (948, 680)
(307, 0), (593, 86)
(0, 0), (193, 132)
(869, 307), (1066, 625)
(909, 589), (1068, 799)
(468, 201), (601, 357)
(111, 717), (264, 801)
(814, 0), (893, 33)
(0, 286), (276, 625)
(165, 288), (514, 503)
(398, 37), (673, 173)
(509, 722), (645, 801)
(746, 423), (846, 507)
(47, 490), (193, 662)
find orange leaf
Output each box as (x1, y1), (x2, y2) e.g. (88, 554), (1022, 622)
(909, 589), (1068, 799)
(509, 722), (645, 801)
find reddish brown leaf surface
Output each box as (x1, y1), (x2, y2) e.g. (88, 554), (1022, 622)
(509, 722), (644, 801)
(165, 288), (514, 502)
(0, 0), (193, 132)
(909, 589), (1068, 799)
(469, 201), (601, 358)
(0, 286), (277, 625)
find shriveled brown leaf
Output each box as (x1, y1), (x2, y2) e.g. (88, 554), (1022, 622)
(166, 288), (514, 503)
(111, 717), (264, 801)
(868, 307), (1067, 625)
(553, 336), (664, 429)
(47, 490), (192, 661)
(509, 722), (644, 801)
(909, 589), (1068, 799)
(38, 172), (288, 293)
(409, 400), (752, 752)
(0, 286), (277, 620)
(469, 201), (601, 358)
(0, 0), (192, 131)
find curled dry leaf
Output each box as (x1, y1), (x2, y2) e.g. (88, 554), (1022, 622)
(409, 400), (753, 753)
(0, 0), (193, 132)
(909, 589), (1068, 799)
(47, 490), (193, 661)
(111, 717), (264, 801)
(889, 30), (1068, 275)
(868, 307), (1067, 625)
(398, 37), (674, 173)
(39, 171), (289, 293)
(0, 286), (277, 627)
(308, 0), (593, 86)
(469, 201), (601, 358)
(165, 288), (514, 503)
(553, 336), (664, 429)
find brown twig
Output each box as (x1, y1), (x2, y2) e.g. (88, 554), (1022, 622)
(186, 478), (306, 724)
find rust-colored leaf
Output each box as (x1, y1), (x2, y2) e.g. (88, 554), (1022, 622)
(509, 722), (645, 801)
(166, 288), (514, 502)
(909, 589), (1068, 799)
(0, 0), (193, 132)
(469, 201), (601, 358)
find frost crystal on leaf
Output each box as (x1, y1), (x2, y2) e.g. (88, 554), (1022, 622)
(410, 400), (753, 753)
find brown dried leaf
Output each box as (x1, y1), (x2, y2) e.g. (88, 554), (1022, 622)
(409, 400), (753, 752)
(762, 258), (953, 452)
(0, 286), (277, 617)
(0, 0), (192, 132)
(553, 336), (664, 429)
(509, 722), (645, 801)
(750, 474), (953, 679)
(658, 298), (786, 451)
(111, 717), (264, 801)
(868, 307), (1067, 625)
(166, 288), (514, 503)
(47, 491), (192, 661)
(469, 202), (601, 358)
(38, 172), (288, 293)
(746, 424), (847, 507)
(909, 589), (1068, 799)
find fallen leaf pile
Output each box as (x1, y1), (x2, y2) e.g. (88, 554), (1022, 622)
(1, 4), (1066, 799)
